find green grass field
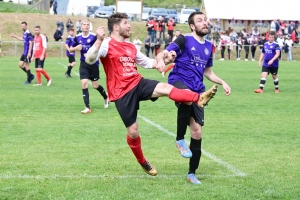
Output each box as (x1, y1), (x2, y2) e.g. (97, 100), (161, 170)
(0, 57), (300, 199)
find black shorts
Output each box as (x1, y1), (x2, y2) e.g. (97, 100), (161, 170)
(35, 58), (45, 68)
(115, 78), (159, 127)
(20, 54), (31, 63)
(262, 66), (278, 75)
(173, 81), (204, 126)
(68, 56), (76, 63)
(79, 61), (99, 81)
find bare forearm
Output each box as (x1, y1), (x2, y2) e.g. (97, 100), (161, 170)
(204, 71), (225, 85)
(259, 53), (264, 62)
(13, 36), (23, 41)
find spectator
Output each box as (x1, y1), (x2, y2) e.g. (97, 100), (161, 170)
(133, 36), (143, 51)
(76, 19), (82, 34)
(288, 22), (295, 35)
(243, 34), (250, 61)
(279, 20), (287, 35)
(296, 20), (300, 44)
(54, 27), (63, 41)
(144, 35), (151, 57)
(146, 18), (154, 39)
(285, 35), (293, 61)
(167, 18), (176, 40)
(52, 0), (58, 15)
(152, 17), (158, 43)
(252, 26), (260, 38)
(213, 21), (221, 33)
(275, 19), (280, 33)
(56, 18), (64, 35)
(164, 34), (171, 49)
(205, 19), (213, 40)
(241, 28), (248, 38)
(291, 29), (297, 43)
(172, 30), (180, 42)
(87, 19), (93, 31)
(212, 30), (220, 43)
(276, 34), (284, 60)
(158, 16), (166, 41)
(250, 36), (258, 61)
(229, 29), (238, 42)
(270, 19), (276, 32)
(66, 19), (74, 32)
(227, 38), (234, 60)
(218, 35), (226, 61)
(258, 34), (267, 51)
(236, 36), (243, 60)
(154, 35), (162, 56)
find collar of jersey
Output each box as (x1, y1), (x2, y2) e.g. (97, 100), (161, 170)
(81, 32), (91, 38)
(191, 33), (205, 44)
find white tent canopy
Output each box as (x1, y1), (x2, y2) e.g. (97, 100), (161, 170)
(202, 0), (299, 21)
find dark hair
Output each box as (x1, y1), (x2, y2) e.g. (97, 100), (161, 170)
(107, 12), (128, 33)
(188, 11), (204, 31)
(269, 31), (276, 37)
(35, 25), (41, 29)
(21, 21), (27, 26)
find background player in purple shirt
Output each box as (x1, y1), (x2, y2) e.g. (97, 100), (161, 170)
(70, 19), (109, 114)
(158, 11), (231, 184)
(64, 28), (76, 78)
(255, 32), (280, 94)
(11, 21), (35, 84)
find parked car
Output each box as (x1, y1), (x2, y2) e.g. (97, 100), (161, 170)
(142, 7), (151, 21)
(87, 6), (100, 18)
(94, 6), (114, 18)
(186, 7), (200, 12)
(148, 8), (169, 22)
(180, 8), (196, 24)
(166, 9), (179, 23)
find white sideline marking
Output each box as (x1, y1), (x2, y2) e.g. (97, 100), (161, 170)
(0, 174), (242, 180)
(138, 116), (247, 177)
(58, 62), (247, 177)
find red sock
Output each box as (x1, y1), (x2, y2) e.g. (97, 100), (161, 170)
(164, 63), (175, 73)
(36, 71), (41, 84)
(41, 69), (50, 80)
(169, 87), (199, 103)
(127, 135), (146, 164)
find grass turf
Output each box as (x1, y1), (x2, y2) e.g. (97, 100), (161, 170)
(0, 57), (300, 199)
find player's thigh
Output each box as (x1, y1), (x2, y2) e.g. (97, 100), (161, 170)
(151, 82), (173, 98)
(89, 65), (100, 81)
(269, 67), (278, 76)
(137, 78), (159, 100)
(79, 62), (90, 80)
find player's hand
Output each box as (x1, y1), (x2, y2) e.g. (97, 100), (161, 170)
(10, 33), (15, 38)
(31, 56), (34, 62)
(156, 60), (165, 72)
(258, 61), (262, 67)
(164, 50), (176, 64)
(76, 44), (82, 51)
(268, 60), (273, 66)
(40, 56), (44, 61)
(96, 26), (105, 41)
(221, 82), (231, 96)
(27, 53), (31, 58)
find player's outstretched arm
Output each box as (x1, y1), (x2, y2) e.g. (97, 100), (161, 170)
(155, 50), (176, 72)
(204, 67), (231, 96)
(10, 34), (23, 41)
(86, 26), (105, 65)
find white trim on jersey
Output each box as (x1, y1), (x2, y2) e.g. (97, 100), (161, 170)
(135, 50), (154, 69)
(41, 34), (47, 49)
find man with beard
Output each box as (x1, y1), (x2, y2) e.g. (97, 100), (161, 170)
(85, 12), (217, 177)
(11, 21), (35, 84)
(159, 11), (231, 184)
(69, 19), (109, 113)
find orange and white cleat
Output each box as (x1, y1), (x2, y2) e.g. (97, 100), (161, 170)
(254, 88), (263, 94)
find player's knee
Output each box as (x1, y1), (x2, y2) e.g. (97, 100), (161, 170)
(92, 84), (98, 89)
(190, 129), (202, 140)
(127, 124), (139, 138)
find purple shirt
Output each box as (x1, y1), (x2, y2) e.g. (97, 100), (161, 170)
(262, 42), (280, 67)
(166, 34), (213, 93)
(65, 35), (75, 57)
(23, 30), (33, 56)
(73, 32), (99, 66)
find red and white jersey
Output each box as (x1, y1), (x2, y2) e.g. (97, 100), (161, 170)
(33, 34), (47, 58)
(98, 37), (154, 101)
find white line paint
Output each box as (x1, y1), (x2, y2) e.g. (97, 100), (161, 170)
(138, 115), (247, 177)
(0, 174), (242, 180)
(57, 62), (247, 177)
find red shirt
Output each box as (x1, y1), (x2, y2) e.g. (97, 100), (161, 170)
(98, 37), (153, 101)
(291, 32), (296, 42)
(153, 20), (157, 31)
(33, 34), (47, 58)
(167, 20), (175, 31)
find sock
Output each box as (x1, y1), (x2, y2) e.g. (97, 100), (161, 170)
(164, 63), (175, 73)
(169, 87), (199, 103)
(36, 71), (41, 84)
(82, 88), (90, 109)
(26, 69), (32, 76)
(67, 65), (72, 75)
(176, 103), (191, 141)
(127, 135), (146, 164)
(188, 138), (202, 174)
(40, 69), (51, 80)
(96, 85), (108, 99)
(274, 78), (279, 90)
(21, 67), (26, 73)
(259, 78), (266, 90)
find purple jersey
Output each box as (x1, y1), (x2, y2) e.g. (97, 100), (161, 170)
(73, 32), (99, 65)
(65, 35), (75, 57)
(166, 34), (213, 93)
(262, 42), (280, 67)
(23, 30), (33, 56)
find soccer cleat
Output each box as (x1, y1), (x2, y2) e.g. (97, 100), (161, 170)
(24, 81), (30, 84)
(104, 98), (109, 109)
(81, 107), (92, 114)
(187, 173), (202, 184)
(65, 72), (71, 78)
(33, 83), (42, 86)
(29, 75), (35, 83)
(47, 79), (52, 86)
(275, 89), (280, 93)
(252, 59), (255, 61)
(254, 88), (263, 93)
(245, 59), (248, 61)
(197, 84), (218, 107)
(162, 71), (166, 77)
(176, 139), (192, 158)
(140, 160), (158, 176)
